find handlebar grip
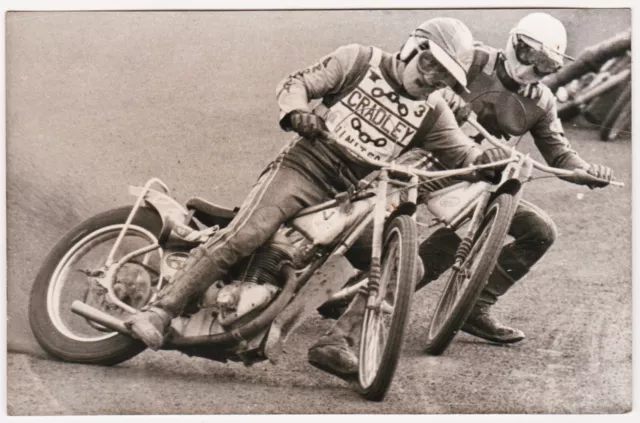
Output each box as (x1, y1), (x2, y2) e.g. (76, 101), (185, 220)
(571, 169), (624, 187)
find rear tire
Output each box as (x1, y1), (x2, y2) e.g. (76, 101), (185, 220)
(29, 207), (162, 365)
(358, 215), (418, 401)
(424, 193), (514, 356)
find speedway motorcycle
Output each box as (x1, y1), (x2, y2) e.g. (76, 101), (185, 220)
(29, 131), (505, 402)
(421, 117), (623, 355)
(28, 120), (617, 401)
(555, 51), (631, 141)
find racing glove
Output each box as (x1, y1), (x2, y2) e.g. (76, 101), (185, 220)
(474, 148), (510, 183)
(289, 110), (329, 141)
(518, 83), (544, 101)
(585, 163), (614, 189)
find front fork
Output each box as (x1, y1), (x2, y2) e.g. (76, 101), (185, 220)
(365, 171), (419, 311)
(451, 154), (532, 270)
(452, 191), (492, 272)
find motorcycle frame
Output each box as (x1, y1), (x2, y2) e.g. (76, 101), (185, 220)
(72, 150), (512, 349)
(70, 168), (421, 347)
(72, 117), (618, 351)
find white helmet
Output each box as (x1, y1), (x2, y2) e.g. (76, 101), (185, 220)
(504, 13), (569, 84)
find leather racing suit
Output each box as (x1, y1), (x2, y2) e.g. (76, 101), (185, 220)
(150, 44), (484, 318)
(417, 43), (592, 310)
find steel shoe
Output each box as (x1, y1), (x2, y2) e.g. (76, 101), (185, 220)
(308, 337), (358, 382)
(124, 307), (172, 351)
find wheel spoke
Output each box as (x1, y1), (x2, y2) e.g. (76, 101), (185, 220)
(369, 313), (380, 376)
(47, 224), (160, 342)
(441, 221), (493, 317)
(357, 216), (417, 400)
(363, 235), (399, 385)
(426, 195), (514, 355)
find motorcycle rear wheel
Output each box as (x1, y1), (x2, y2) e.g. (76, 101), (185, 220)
(424, 193), (514, 356)
(29, 206), (163, 365)
(358, 215), (418, 402)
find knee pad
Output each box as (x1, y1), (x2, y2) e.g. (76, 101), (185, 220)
(515, 205), (557, 252)
(533, 218), (557, 252)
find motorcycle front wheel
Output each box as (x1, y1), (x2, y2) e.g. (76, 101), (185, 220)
(29, 206), (163, 365)
(424, 192), (514, 356)
(358, 215), (418, 402)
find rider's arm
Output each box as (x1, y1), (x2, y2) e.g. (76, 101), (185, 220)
(529, 98), (590, 170)
(276, 44), (366, 131)
(438, 87), (468, 119)
(415, 93), (483, 168)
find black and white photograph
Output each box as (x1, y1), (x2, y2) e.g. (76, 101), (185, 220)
(3, 2), (634, 418)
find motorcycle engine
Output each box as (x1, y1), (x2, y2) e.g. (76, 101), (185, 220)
(201, 228), (303, 327)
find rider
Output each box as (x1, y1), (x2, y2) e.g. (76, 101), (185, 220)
(542, 27), (631, 94)
(125, 18), (503, 371)
(311, 13), (616, 381)
(415, 12), (615, 344)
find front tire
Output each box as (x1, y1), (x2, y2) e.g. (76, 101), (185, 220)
(424, 193), (514, 356)
(358, 215), (418, 402)
(29, 206), (163, 365)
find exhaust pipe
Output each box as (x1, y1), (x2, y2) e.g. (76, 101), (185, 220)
(71, 300), (131, 335)
(70, 263), (301, 349)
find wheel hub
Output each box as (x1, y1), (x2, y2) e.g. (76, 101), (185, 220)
(82, 262), (154, 324)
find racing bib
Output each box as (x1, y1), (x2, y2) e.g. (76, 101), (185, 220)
(322, 48), (431, 162)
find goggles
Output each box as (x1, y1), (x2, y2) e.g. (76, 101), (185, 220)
(513, 34), (564, 75)
(414, 41), (458, 89)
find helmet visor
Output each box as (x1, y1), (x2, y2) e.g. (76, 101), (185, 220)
(514, 34), (564, 74)
(415, 42), (463, 90)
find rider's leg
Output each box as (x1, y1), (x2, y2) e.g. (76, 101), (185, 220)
(308, 223), (373, 378)
(308, 291), (367, 378)
(416, 227), (461, 290)
(309, 218), (427, 379)
(125, 162), (329, 350)
(462, 200), (557, 343)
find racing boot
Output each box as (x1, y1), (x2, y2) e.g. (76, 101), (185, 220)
(124, 306), (172, 351)
(124, 242), (226, 349)
(461, 264), (525, 344)
(308, 293), (366, 381)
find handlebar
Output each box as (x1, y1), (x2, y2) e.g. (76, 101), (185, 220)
(316, 130), (513, 180)
(466, 117), (624, 187)
(318, 121), (622, 188)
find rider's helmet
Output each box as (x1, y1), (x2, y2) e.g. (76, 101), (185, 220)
(504, 12), (570, 85)
(398, 17), (475, 98)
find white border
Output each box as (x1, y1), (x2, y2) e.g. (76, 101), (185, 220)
(2, 1), (636, 423)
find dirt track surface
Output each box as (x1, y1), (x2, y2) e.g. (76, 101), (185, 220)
(5, 9), (632, 415)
